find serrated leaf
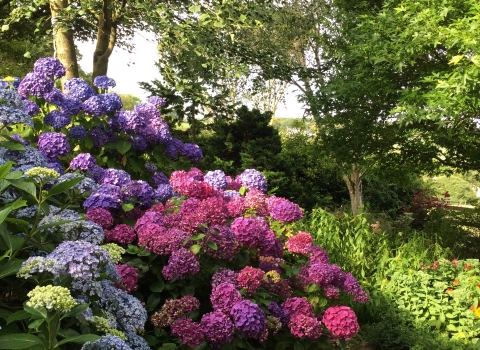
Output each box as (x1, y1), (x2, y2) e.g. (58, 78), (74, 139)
(149, 280), (165, 293)
(46, 177), (84, 198)
(122, 203), (134, 212)
(0, 161), (14, 182)
(62, 303), (89, 318)
(115, 139), (131, 154)
(5, 179), (36, 198)
(0, 259), (24, 279)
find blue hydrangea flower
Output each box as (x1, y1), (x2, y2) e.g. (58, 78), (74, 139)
(147, 95), (166, 107)
(0, 105), (33, 127)
(33, 57), (66, 79)
(164, 138), (183, 159)
(144, 162), (157, 173)
(154, 184), (176, 202)
(204, 170), (228, 190)
(82, 335), (132, 350)
(125, 332), (150, 350)
(151, 172), (169, 186)
(23, 99), (40, 116)
(181, 143), (203, 162)
(88, 127), (109, 148)
(93, 76), (116, 90)
(130, 135), (147, 151)
(18, 72), (54, 98)
(46, 159), (64, 175)
(134, 102), (160, 119)
(102, 93), (123, 113)
(136, 117), (171, 144)
(59, 96), (83, 116)
(44, 110), (71, 129)
(109, 111), (127, 131)
(83, 95), (106, 116)
(86, 165), (105, 183)
(64, 78), (95, 101)
(57, 173), (99, 194)
(59, 220), (105, 245)
(83, 184), (123, 210)
(44, 88), (66, 105)
(0, 87), (25, 108)
(5, 145), (48, 172)
(69, 125), (87, 140)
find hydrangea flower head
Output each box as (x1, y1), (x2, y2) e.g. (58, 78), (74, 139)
(43, 110), (71, 130)
(237, 266), (265, 296)
(200, 311), (235, 348)
(82, 335), (132, 350)
(181, 143), (203, 162)
(238, 169), (267, 192)
(286, 232), (313, 255)
(211, 269), (239, 289)
(105, 224), (136, 244)
(100, 169), (131, 186)
(84, 184), (123, 210)
(70, 153), (96, 170)
(64, 78), (95, 100)
(85, 207), (114, 229)
(94, 76), (116, 90)
(322, 305), (359, 339)
(37, 132), (70, 158)
(282, 297), (315, 318)
(289, 314), (322, 340)
(69, 125), (87, 140)
(18, 72), (54, 98)
(268, 196), (304, 223)
(151, 296), (200, 328)
(162, 248), (200, 280)
(25, 166), (60, 182)
(147, 95), (166, 107)
(33, 57), (66, 79)
(309, 245), (329, 264)
(101, 243), (125, 263)
(83, 95), (106, 116)
(210, 282), (242, 314)
(18, 256), (64, 279)
(171, 319), (204, 348)
(23, 99), (40, 116)
(102, 93), (123, 113)
(115, 264), (139, 292)
(204, 170), (228, 190)
(27, 285), (77, 312)
(230, 300), (266, 339)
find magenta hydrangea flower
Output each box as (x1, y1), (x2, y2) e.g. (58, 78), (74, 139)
(210, 282), (242, 314)
(200, 311), (235, 348)
(226, 176), (242, 191)
(115, 264), (139, 292)
(285, 232), (314, 255)
(85, 208), (114, 229)
(226, 195), (246, 217)
(171, 318), (204, 348)
(322, 305), (359, 340)
(340, 272), (370, 303)
(136, 222), (167, 252)
(151, 296), (200, 328)
(281, 297), (315, 318)
(230, 300), (266, 339)
(37, 132), (70, 158)
(309, 245), (329, 264)
(237, 266), (265, 296)
(230, 217), (268, 249)
(149, 227), (190, 256)
(162, 248), (200, 280)
(289, 314), (322, 340)
(70, 153), (96, 170)
(105, 224), (136, 244)
(308, 263), (337, 287)
(268, 196), (304, 223)
(203, 225), (238, 260)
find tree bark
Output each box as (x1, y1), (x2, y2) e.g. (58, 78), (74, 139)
(50, 0), (79, 81)
(92, 0), (117, 82)
(343, 164), (364, 216)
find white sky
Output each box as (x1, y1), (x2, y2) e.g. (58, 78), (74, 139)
(75, 31), (304, 118)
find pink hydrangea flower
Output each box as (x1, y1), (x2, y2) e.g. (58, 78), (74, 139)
(210, 282), (242, 314)
(162, 248), (200, 280)
(286, 232), (314, 255)
(151, 296), (200, 328)
(322, 305), (359, 340)
(200, 311), (235, 348)
(171, 318), (204, 348)
(289, 314), (322, 340)
(105, 224), (136, 244)
(237, 266), (265, 296)
(226, 195), (246, 217)
(282, 297), (315, 318)
(85, 208), (113, 229)
(244, 188), (269, 216)
(115, 264), (139, 292)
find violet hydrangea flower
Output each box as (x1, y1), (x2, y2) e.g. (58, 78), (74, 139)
(204, 170), (228, 190)
(33, 57), (66, 79)
(83, 184), (123, 210)
(22, 99), (40, 116)
(237, 169), (267, 192)
(180, 143), (203, 162)
(94, 76), (116, 90)
(210, 282), (242, 314)
(43, 110), (71, 130)
(147, 95), (165, 107)
(162, 248), (200, 280)
(18, 72), (54, 98)
(64, 78), (95, 101)
(70, 153), (96, 170)
(37, 132), (70, 158)
(200, 311), (235, 349)
(230, 300), (266, 339)
(68, 125), (87, 140)
(100, 168), (131, 186)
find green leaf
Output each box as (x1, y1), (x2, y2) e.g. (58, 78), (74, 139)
(5, 179), (36, 198)
(238, 187), (247, 195)
(0, 259), (24, 279)
(62, 303), (90, 318)
(115, 139), (131, 154)
(23, 306), (47, 319)
(54, 334), (101, 347)
(191, 234), (205, 241)
(122, 203), (134, 212)
(207, 241), (218, 250)
(1, 25), (9, 32)
(0, 309), (11, 321)
(7, 310), (30, 324)
(150, 279), (165, 293)
(23, 52), (31, 59)
(188, 4), (201, 13)
(158, 343), (177, 350)
(190, 244), (201, 254)
(293, 342), (305, 350)
(46, 177), (84, 197)
(0, 161), (14, 181)
(0, 334), (44, 349)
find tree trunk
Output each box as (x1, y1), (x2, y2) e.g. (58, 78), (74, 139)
(92, 0), (117, 82)
(343, 164), (364, 216)
(50, 0), (79, 81)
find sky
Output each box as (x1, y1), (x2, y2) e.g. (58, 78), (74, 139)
(76, 31), (304, 118)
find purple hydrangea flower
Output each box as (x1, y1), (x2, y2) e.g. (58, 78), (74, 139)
(211, 269), (239, 289)
(151, 172), (169, 186)
(88, 127), (109, 148)
(134, 102), (160, 119)
(147, 96), (166, 107)
(121, 180), (155, 207)
(230, 300), (266, 339)
(83, 95), (106, 116)
(101, 93), (123, 113)
(238, 169), (267, 192)
(83, 184), (123, 210)
(130, 135), (148, 151)
(204, 170), (228, 190)
(18, 72), (54, 98)
(162, 248), (200, 280)
(200, 311), (235, 348)
(109, 111), (127, 131)
(180, 143), (203, 162)
(59, 96), (83, 116)
(123, 110), (142, 130)
(68, 125), (87, 140)
(93, 76), (116, 90)
(70, 153), (96, 170)
(86, 165), (105, 183)
(47, 160), (64, 175)
(37, 132), (70, 158)
(164, 138), (183, 159)
(100, 168), (131, 186)
(267, 301), (290, 327)
(44, 88), (65, 105)
(136, 116), (171, 144)
(43, 110), (71, 129)
(154, 184), (175, 202)
(64, 78), (95, 101)
(22, 99), (40, 116)
(33, 57), (66, 79)
(144, 162), (157, 173)
(210, 282), (242, 314)
(171, 319), (205, 348)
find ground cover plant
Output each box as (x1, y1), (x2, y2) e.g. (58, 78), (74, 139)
(0, 58), (370, 349)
